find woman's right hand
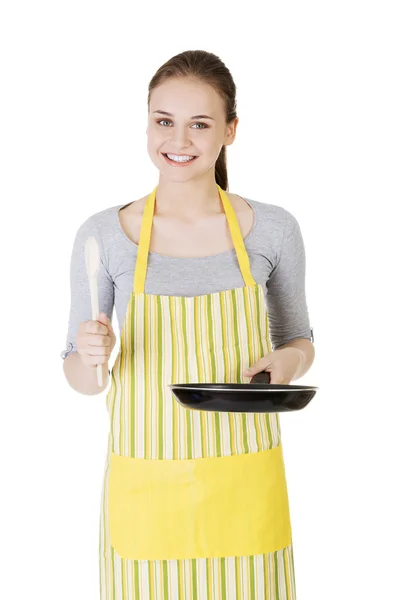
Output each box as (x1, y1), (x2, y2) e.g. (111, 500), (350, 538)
(76, 312), (116, 369)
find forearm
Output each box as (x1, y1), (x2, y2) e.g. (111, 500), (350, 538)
(63, 351), (109, 395)
(277, 338), (315, 381)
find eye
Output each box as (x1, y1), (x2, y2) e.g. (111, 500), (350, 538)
(157, 119), (172, 127)
(156, 119), (209, 129)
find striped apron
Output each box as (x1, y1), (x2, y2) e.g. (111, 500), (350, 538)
(99, 184), (297, 599)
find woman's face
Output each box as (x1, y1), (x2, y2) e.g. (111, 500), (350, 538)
(147, 77), (238, 182)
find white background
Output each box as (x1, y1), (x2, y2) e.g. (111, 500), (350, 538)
(1, 1), (399, 598)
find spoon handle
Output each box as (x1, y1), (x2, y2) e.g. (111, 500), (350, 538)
(89, 276), (103, 387)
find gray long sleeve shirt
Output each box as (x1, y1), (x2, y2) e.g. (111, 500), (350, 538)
(62, 196), (314, 359)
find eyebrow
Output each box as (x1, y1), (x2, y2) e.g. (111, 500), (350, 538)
(153, 110), (215, 121)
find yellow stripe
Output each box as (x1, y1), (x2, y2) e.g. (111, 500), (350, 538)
(217, 185), (256, 287)
(133, 186), (156, 295)
(194, 296), (207, 456)
(284, 546), (291, 596)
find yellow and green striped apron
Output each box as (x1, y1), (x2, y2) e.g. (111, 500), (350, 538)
(99, 184), (297, 599)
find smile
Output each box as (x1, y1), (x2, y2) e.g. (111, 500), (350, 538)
(162, 153), (199, 166)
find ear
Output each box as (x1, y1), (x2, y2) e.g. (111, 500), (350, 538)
(224, 116), (239, 147)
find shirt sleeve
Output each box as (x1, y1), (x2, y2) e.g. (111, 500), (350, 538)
(266, 209), (314, 350)
(60, 216), (115, 359)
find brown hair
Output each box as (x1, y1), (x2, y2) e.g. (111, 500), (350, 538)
(147, 50), (237, 191)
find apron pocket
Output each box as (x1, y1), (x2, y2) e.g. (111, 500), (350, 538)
(108, 445), (292, 561)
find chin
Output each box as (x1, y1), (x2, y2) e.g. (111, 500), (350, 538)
(158, 159), (202, 179)
(160, 171), (199, 184)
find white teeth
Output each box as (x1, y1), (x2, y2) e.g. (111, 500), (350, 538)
(166, 154), (195, 163)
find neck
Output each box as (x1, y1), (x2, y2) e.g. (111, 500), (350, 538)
(154, 173), (223, 218)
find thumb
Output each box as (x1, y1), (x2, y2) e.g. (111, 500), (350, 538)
(243, 361), (262, 377)
(243, 355), (271, 377)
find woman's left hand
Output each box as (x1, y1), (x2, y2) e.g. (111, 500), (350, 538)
(243, 347), (304, 384)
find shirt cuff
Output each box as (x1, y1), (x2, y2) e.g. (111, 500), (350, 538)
(61, 342), (111, 376)
(60, 342), (74, 360)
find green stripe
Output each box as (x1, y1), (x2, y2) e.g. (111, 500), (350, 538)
(177, 560), (182, 600)
(218, 291), (228, 380)
(219, 292), (235, 454)
(243, 287), (253, 357)
(191, 559), (198, 600)
(206, 558), (210, 599)
(254, 286), (264, 356)
(283, 547), (289, 598)
(274, 551), (280, 599)
(148, 560), (154, 600)
(207, 294), (216, 382)
(235, 556), (241, 600)
(163, 559), (169, 600)
(169, 296), (177, 458)
(249, 555), (256, 599)
(262, 290), (274, 444)
(231, 289), (241, 377)
(264, 554), (269, 598)
(220, 557), (226, 599)
(157, 298), (163, 459)
(193, 297), (204, 456)
(232, 290), (250, 453)
(207, 294), (221, 456)
(121, 559), (126, 600)
(277, 413), (282, 438)
(181, 297), (192, 459)
(265, 413), (273, 448)
(134, 560), (140, 599)
(143, 296), (148, 459)
(130, 295), (135, 456)
(109, 368), (117, 452)
(111, 546), (116, 599)
(290, 544), (297, 598)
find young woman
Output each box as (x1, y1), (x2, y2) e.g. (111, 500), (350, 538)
(62, 49), (315, 600)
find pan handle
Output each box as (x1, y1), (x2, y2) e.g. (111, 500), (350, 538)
(250, 371), (271, 384)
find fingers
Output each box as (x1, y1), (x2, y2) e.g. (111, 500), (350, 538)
(81, 327), (112, 355)
(77, 316), (116, 368)
(97, 312), (113, 336)
(87, 334), (111, 346)
(269, 372), (286, 384)
(83, 353), (109, 366)
(84, 319), (109, 336)
(85, 334), (111, 350)
(243, 357), (269, 377)
(243, 355), (287, 384)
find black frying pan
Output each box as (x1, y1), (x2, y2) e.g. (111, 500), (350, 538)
(169, 372), (318, 413)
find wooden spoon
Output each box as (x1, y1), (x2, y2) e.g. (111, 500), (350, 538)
(85, 236), (103, 387)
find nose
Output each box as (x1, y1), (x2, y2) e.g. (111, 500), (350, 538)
(171, 125), (192, 150)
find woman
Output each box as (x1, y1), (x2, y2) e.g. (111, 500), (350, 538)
(62, 50), (315, 600)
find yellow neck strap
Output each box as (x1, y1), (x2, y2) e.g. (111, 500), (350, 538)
(133, 184), (256, 294)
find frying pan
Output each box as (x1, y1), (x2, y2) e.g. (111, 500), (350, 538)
(169, 372), (318, 413)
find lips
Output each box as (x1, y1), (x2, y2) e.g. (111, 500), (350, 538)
(162, 153), (199, 167)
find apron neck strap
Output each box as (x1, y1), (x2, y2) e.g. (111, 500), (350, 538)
(133, 184), (256, 295)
